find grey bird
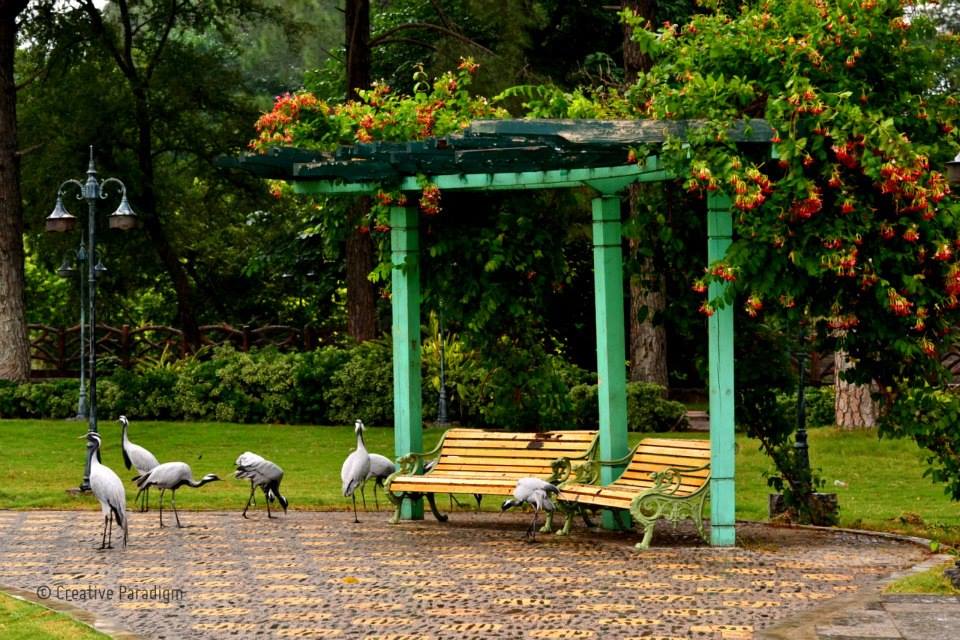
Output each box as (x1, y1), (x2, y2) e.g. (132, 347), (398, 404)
(133, 462), (220, 528)
(235, 451), (288, 518)
(501, 477), (559, 541)
(84, 432), (128, 550)
(119, 415), (159, 513)
(365, 453), (395, 511)
(340, 419), (370, 523)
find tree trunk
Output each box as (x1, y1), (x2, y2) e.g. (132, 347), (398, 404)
(834, 351), (876, 429)
(0, 1), (30, 382)
(345, 0), (370, 101)
(623, 1), (667, 386)
(131, 84), (201, 348)
(343, 0), (378, 342)
(346, 198), (377, 342)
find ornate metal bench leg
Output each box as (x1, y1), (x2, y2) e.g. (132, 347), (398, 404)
(634, 523), (656, 550)
(580, 506), (596, 529)
(389, 500), (402, 525)
(427, 493), (449, 523)
(557, 507), (575, 535)
(539, 510), (555, 534)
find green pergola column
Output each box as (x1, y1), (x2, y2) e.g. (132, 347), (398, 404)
(707, 192), (736, 546)
(591, 195), (629, 530)
(391, 204), (423, 520)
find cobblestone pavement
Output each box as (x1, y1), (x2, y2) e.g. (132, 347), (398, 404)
(0, 510), (927, 640)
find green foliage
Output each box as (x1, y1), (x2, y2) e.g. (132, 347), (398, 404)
(0, 379), (78, 419)
(326, 339), (395, 426)
(570, 381), (688, 432)
(625, 0), (960, 388)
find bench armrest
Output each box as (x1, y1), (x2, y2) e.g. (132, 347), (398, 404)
(394, 431), (450, 475)
(649, 462), (711, 495)
(551, 447), (595, 483)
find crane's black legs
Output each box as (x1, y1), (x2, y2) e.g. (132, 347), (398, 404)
(360, 482), (368, 511)
(474, 494), (483, 513)
(242, 484), (256, 519)
(351, 494), (360, 523)
(158, 488), (166, 527)
(139, 486), (150, 513)
(525, 507), (541, 541)
(106, 513), (114, 549)
(172, 490), (182, 528)
(99, 515), (109, 549)
(266, 493), (274, 519)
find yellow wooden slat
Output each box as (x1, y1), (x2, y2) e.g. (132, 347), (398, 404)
(637, 438), (711, 449)
(438, 447), (582, 459)
(441, 439), (596, 452)
(442, 429), (596, 442)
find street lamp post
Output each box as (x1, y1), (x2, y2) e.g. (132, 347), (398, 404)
(57, 242), (89, 420)
(46, 146), (138, 492)
(437, 305), (449, 425)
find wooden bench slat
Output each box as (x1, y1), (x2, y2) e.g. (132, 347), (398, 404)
(440, 439), (597, 450)
(438, 447), (581, 459)
(442, 429), (596, 442)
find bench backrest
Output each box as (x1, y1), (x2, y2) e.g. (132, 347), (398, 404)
(613, 438), (711, 494)
(432, 428), (598, 477)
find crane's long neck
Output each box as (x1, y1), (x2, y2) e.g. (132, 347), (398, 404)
(188, 477), (217, 488)
(121, 421), (129, 445)
(88, 441), (103, 467)
(356, 430), (366, 452)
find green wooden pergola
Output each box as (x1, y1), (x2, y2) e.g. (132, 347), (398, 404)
(228, 118), (774, 546)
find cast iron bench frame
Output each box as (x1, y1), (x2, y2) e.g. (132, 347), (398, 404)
(554, 437), (711, 549)
(384, 428), (599, 525)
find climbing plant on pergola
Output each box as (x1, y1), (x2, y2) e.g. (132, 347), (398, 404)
(230, 117), (775, 546)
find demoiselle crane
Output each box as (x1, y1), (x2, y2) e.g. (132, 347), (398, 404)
(133, 462), (220, 528)
(234, 451), (288, 518)
(365, 453), (395, 511)
(340, 419), (370, 523)
(83, 432), (128, 549)
(119, 415), (159, 512)
(501, 477), (559, 540)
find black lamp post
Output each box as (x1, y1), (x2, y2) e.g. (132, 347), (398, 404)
(46, 146), (138, 492)
(437, 305), (449, 425)
(794, 349), (811, 485)
(56, 242), (89, 420)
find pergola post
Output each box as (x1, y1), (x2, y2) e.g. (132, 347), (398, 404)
(591, 194), (629, 529)
(707, 192), (736, 546)
(391, 204), (423, 520)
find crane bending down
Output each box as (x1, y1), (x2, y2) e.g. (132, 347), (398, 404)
(85, 432), (128, 549)
(133, 462), (220, 528)
(119, 416), (159, 512)
(501, 477), (560, 541)
(365, 453), (395, 512)
(341, 419), (370, 523)
(235, 451), (288, 518)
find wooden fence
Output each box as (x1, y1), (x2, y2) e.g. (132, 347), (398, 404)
(29, 323), (327, 378)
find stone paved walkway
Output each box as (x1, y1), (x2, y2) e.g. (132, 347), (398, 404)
(0, 510), (929, 639)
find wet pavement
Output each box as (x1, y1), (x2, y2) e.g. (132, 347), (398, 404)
(0, 509), (931, 639)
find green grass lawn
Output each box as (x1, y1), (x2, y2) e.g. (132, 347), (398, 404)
(0, 592), (106, 640)
(1, 419), (958, 543)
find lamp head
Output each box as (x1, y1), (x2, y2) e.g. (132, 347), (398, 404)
(108, 194), (138, 230)
(56, 257), (76, 278)
(45, 196), (77, 233)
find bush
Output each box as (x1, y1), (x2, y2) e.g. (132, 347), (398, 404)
(325, 339), (394, 426)
(775, 386), (836, 429)
(570, 381), (687, 432)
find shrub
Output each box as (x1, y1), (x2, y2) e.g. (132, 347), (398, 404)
(570, 381), (687, 432)
(326, 339), (394, 426)
(291, 346), (351, 424)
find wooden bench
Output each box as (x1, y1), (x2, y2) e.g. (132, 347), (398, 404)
(384, 428), (598, 525)
(555, 437), (711, 549)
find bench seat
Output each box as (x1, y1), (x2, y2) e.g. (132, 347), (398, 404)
(385, 428), (598, 524)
